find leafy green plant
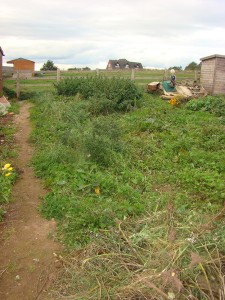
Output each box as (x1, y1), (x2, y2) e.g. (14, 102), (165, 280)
(186, 95), (225, 117)
(0, 163), (17, 204)
(54, 77), (82, 96)
(54, 76), (143, 113)
(3, 86), (16, 99)
(19, 90), (37, 100)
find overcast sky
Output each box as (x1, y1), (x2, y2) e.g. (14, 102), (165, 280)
(1, 0), (225, 70)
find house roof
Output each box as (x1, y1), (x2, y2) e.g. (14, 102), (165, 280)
(7, 58), (35, 64)
(108, 58), (143, 68)
(200, 54), (225, 61)
(0, 47), (5, 56)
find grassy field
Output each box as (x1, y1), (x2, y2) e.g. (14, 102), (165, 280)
(3, 69), (199, 95)
(24, 76), (225, 299)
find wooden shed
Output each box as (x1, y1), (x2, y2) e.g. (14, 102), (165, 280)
(0, 47), (4, 94)
(200, 54), (225, 95)
(7, 58), (35, 79)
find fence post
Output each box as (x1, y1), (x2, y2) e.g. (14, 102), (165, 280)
(163, 68), (168, 81)
(16, 71), (20, 100)
(96, 68), (99, 76)
(194, 68), (197, 81)
(57, 68), (60, 82)
(131, 68), (135, 81)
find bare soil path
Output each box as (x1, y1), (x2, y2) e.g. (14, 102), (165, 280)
(0, 101), (61, 300)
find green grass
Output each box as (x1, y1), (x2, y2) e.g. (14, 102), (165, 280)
(3, 69), (198, 90)
(3, 80), (54, 95)
(28, 81), (225, 298)
(30, 91), (225, 237)
(31, 85), (225, 300)
(1, 71), (223, 298)
(0, 103), (19, 218)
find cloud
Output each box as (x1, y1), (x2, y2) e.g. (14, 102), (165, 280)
(1, 0), (225, 70)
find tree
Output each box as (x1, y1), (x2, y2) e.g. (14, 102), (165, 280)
(169, 66), (183, 71)
(185, 62), (200, 71)
(68, 66), (91, 71)
(41, 60), (57, 71)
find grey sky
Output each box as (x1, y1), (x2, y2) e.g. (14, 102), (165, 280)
(1, 0), (225, 70)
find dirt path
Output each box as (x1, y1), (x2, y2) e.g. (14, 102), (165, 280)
(0, 102), (61, 300)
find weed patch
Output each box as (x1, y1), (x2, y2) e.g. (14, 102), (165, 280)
(30, 90), (225, 297)
(0, 108), (19, 219)
(49, 208), (225, 299)
(31, 92), (225, 244)
(54, 76), (143, 113)
(186, 95), (225, 118)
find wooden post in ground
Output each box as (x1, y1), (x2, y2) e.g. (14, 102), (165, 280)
(163, 68), (168, 81)
(194, 68), (197, 81)
(96, 68), (99, 76)
(57, 68), (60, 82)
(16, 71), (20, 100)
(131, 68), (135, 81)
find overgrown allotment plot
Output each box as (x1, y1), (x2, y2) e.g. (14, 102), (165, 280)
(30, 77), (225, 299)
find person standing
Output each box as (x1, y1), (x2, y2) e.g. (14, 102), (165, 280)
(170, 69), (176, 87)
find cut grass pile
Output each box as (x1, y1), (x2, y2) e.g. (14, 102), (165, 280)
(50, 212), (225, 299)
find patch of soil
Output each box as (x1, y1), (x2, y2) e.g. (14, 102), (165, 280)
(0, 102), (62, 300)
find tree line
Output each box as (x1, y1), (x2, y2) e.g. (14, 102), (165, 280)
(40, 60), (201, 71)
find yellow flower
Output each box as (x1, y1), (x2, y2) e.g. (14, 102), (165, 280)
(95, 187), (100, 195)
(2, 163), (11, 170)
(7, 167), (13, 171)
(169, 99), (176, 105)
(5, 173), (11, 177)
(169, 98), (179, 106)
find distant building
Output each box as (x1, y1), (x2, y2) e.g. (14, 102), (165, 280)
(106, 59), (143, 70)
(7, 58), (35, 79)
(200, 54), (225, 95)
(0, 47), (4, 93)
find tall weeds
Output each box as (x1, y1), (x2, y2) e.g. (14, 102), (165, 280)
(54, 76), (143, 114)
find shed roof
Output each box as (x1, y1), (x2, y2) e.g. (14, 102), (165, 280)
(200, 54), (225, 61)
(0, 47), (5, 56)
(7, 58), (35, 64)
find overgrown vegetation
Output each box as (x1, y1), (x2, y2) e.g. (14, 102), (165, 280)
(186, 95), (225, 118)
(54, 76), (143, 113)
(0, 163), (17, 219)
(51, 213), (225, 299)
(3, 86), (17, 99)
(30, 82), (225, 298)
(0, 105), (19, 220)
(3, 86), (36, 100)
